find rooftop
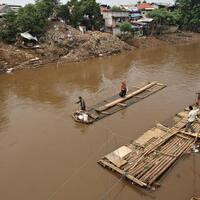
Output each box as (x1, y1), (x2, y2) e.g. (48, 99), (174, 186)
(137, 3), (154, 10)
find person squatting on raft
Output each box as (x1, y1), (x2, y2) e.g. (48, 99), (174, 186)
(185, 106), (200, 133)
(76, 96), (86, 111)
(119, 81), (127, 97)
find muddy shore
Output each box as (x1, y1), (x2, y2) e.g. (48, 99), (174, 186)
(0, 25), (199, 73)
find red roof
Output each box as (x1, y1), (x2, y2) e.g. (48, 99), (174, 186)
(137, 3), (153, 10)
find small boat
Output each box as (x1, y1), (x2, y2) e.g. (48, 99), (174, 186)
(72, 81), (166, 124)
(72, 111), (94, 124)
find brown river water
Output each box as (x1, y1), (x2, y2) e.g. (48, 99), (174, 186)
(0, 41), (200, 200)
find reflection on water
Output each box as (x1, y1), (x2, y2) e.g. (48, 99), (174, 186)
(0, 41), (200, 200)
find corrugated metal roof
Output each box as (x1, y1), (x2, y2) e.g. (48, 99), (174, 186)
(20, 32), (38, 41)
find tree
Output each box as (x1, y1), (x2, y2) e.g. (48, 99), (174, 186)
(120, 22), (133, 33)
(66, 0), (103, 30)
(55, 4), (70, 23)
(176, 0), (200, 31)
(111, 6), (123, 12)
(0, 11), (18, 42)
(80, 0), (103, 30)
(16, 4), (46, 35)
(148, 9), (180, 25)
(120, 22), (134, 41)
(67, 0), (83, 27)
(35, 0), (60, 18)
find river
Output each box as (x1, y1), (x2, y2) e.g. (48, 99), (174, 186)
(0, 41), (200, 200)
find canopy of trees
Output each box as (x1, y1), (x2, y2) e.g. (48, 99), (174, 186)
(0, 0), (103, 42)
(176, 0), (200, 31)
(148, 0), (200, 31)
(148, 9), (180, 25)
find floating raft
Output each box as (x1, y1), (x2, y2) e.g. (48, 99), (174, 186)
(98, 109), (200, 189)
(73, 81), (166, 124)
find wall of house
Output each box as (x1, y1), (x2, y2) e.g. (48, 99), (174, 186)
(102, 11), (129, 27)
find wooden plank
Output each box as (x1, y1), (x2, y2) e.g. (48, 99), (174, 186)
(117, 103), (127, 107)
(97, 81), (158, 112)
(154, 150), (177, 158)
(180, 131), (200, 139)
(105, 146), (132, 167)
(176, 134), (191, 140)
(88, 113), (99, 119)
(98, 160), (147, 187)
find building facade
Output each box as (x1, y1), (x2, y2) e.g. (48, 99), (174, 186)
(101, 11), (130, 35)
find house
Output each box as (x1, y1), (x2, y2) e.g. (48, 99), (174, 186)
(101, 10), (130, 35)
(119, 5), (139, 12)
(151, 2), (176, 10)
(137, 3), (155, 16)
(100, 4), (111, 12)
(0, 4), (11, 17)
(8, 4), (21, 12)
(0, 4), (21, 18)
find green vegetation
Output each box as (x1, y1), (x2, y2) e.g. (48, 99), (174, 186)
(148, 9), (181, 25)
(0, 0), (103, 43)
(148, 0), (200, 31)
(0, 11), (18, 42)
(120, 22), (133, 33)
(120, 22), (134, 41)
(111, 6), (123, 12)
(176, 0), (200, 31)
(0, 0), (199, 43)
(16, 4), (46, 34)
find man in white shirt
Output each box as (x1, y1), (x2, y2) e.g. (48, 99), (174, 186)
(185, 106), (199, 133)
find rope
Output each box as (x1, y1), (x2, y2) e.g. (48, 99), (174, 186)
(47, 133), (114, 200)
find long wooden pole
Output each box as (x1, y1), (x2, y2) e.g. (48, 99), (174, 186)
(147, 140), (194, 185)
(140, 138), (186, 182)
(134, 137), (183, 179)
(130, 137), (179, 176)
(97, 81), (158, 112)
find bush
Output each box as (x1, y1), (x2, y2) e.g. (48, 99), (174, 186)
(120, 22), (133, 33)
(0, 11), (18, 42)
(148, 9), (181, 25)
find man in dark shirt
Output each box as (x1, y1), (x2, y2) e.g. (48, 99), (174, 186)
(76, 96), (86, 111)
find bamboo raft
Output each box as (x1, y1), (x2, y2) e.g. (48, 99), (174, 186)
(98, 109), (200, 189)
(72, 81), (166, 124)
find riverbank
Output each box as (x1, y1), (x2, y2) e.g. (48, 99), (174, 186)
(0, 23), (199, 73)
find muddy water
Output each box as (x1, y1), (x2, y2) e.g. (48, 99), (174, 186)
(0, 41), (200, 200)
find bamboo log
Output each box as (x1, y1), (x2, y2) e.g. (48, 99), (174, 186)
(144, 139), (192, 183)
(97, 81), (158, 111)
(147, 140), (194, 185)
(134, 137), (183, 179)
(140, 140), (186, 182)
(126, 131), (179, 172)
(137, 137), (185, 181)
(130, 137), (180, 176)
(180, 130), (200, 139)
(98, 159), (147, 187)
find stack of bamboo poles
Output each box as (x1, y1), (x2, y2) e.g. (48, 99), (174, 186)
(98, 117), (196, 188)
(126, 134), (194, 186)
